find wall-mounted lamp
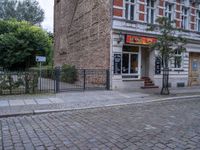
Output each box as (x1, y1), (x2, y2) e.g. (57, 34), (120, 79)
(117, 32), (123, 44)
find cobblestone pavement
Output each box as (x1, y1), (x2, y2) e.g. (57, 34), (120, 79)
(0, 98), (200, 150)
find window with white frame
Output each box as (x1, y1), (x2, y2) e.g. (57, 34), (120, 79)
(197, 10), (200, 32)
(181, 6), (189, 29)
(173, 49), (183, 69)
(125, 0), (136, 21)
(165, 2), (174, 21)
(146, 0), (155, 24)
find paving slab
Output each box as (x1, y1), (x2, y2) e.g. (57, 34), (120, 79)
(0, 100), (9, 107)
(9, 100), (25, 106)
(49, 98), (64, 104)
(35, 99), (52, 105)
(24, 99), (37, 105)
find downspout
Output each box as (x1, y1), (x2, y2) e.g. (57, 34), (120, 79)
(109, 0), (114, 90)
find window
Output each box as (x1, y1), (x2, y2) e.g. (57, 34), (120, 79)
(125, 0), (135, 21)
(181, 7), (189, 29)
(122, 46), (140, 78)
(174, 49), (183, 68)
(165, 3), (173, 21)
(197, 11), (200, 32)
(146, 0), (155, 24)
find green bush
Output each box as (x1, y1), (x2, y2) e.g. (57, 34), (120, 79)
(24, 72), (38, 94)
(61, 65), (77, 84)
(29, 66), (54, 79)
(0, 71), (38, 94)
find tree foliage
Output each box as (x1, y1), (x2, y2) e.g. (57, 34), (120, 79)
(148, 17), (187, 68)
(0, 0), (44, 25)
(148, 17), (187, 94)
(0, 20), (53, 69)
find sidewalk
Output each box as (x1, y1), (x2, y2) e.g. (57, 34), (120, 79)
(0, 87), (200, 117)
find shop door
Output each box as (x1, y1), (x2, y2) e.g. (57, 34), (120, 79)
(122, 52), (139, 77)
(189, 53), (200, 86)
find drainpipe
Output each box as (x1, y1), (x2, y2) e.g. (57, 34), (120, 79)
(109, 0), (114, 90)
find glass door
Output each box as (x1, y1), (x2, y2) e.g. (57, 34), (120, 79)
(122, 52), (139, 76)
(130, 53), (139, 74)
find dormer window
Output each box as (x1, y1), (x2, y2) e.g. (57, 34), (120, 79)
(146, 0), (155, 24)
(181, 6), (189, 29)
(165, 2), (174, 21)
(125, 0), (136, 21)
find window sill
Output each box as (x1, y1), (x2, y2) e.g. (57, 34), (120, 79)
(172, 68), (184, 72)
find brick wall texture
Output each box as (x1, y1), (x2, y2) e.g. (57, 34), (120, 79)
(54, 0), (112, 69)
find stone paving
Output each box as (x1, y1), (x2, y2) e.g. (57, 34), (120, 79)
(0, 98), (200, 150)
(1, 87), (200, 117)
(0, 91), (153, 116)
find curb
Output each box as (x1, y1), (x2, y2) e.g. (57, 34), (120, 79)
(0, 95), (200, 118)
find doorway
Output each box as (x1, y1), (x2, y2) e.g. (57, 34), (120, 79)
(141, 47), (150, 77)
(122, 46), (140, 79)
(189, 52), (200, 86)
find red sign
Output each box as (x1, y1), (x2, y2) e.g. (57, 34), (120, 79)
(126, 35), (157, 45)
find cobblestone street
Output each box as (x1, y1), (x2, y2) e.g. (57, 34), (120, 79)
(0, 98), (200, 150)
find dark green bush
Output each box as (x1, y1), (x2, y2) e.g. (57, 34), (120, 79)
(61, 64), (77, 84)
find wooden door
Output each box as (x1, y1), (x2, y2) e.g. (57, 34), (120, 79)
(189, 53), (200, 86)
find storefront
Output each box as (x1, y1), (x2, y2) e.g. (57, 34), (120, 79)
(112, 34), (158, 89)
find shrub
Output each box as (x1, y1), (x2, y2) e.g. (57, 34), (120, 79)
(29, 66), (54, 79)
(61, 65), (77, 84)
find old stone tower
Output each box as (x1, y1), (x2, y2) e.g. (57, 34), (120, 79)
(54, 0), (112, 69)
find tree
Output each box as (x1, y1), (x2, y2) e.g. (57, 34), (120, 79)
(148, 17), (187, 95)
(0, 0), (44, 25)
(0, 20), (52, 69)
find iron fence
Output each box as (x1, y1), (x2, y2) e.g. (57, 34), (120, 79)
(0, 68), (110, 95)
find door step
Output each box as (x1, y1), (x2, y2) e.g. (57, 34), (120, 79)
(141, 77), (159, 89)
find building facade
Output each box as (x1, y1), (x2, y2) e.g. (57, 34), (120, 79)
(54, 0), (200, 90)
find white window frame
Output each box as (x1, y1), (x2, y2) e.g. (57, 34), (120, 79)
(124, 0), (136, 21)
(181, 6), (189, 30)
(170, 50), (184, 69)
(197, 10), (200, 32)
(165, 2), (174, 21)
(146, 0), (156, 24)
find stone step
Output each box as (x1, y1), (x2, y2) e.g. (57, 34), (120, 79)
(141, 85), (159, 89)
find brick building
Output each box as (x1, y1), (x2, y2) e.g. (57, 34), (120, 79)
(54, 0), (200, 89)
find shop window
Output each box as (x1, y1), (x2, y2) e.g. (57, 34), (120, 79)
(165, 2), (174, 21)
(125, 0), (135, 21)
(146, 0), (155, 24)
(113, 54), (122, 75)
(181, 6), (189, 29)
(197, 11), (200, 32)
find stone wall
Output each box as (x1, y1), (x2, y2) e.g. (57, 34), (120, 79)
(54, 0), (112, 69)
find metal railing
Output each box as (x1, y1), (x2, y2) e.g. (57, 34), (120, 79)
(0, 68), (110, 95)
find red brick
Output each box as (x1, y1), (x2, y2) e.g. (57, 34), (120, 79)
(176, 21), (181, 28)
(113, 0), (123, 7)
(139, 13), (145, 21)
(176, 12), (180, 19)
(139, 4), (145, 12)
(159, 8), (164, 16)
(113, 8), (123, 17)
(191, 23), (195, 30)
(159, 0), (164, 7)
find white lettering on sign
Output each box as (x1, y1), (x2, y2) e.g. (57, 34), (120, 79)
(36, 56), (46, 62)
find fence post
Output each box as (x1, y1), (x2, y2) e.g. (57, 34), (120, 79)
(55, 67), (60, 93)
(83, 69), (86, 91)
(25, 72), (29, 94)
(106, 69), (110, 90)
